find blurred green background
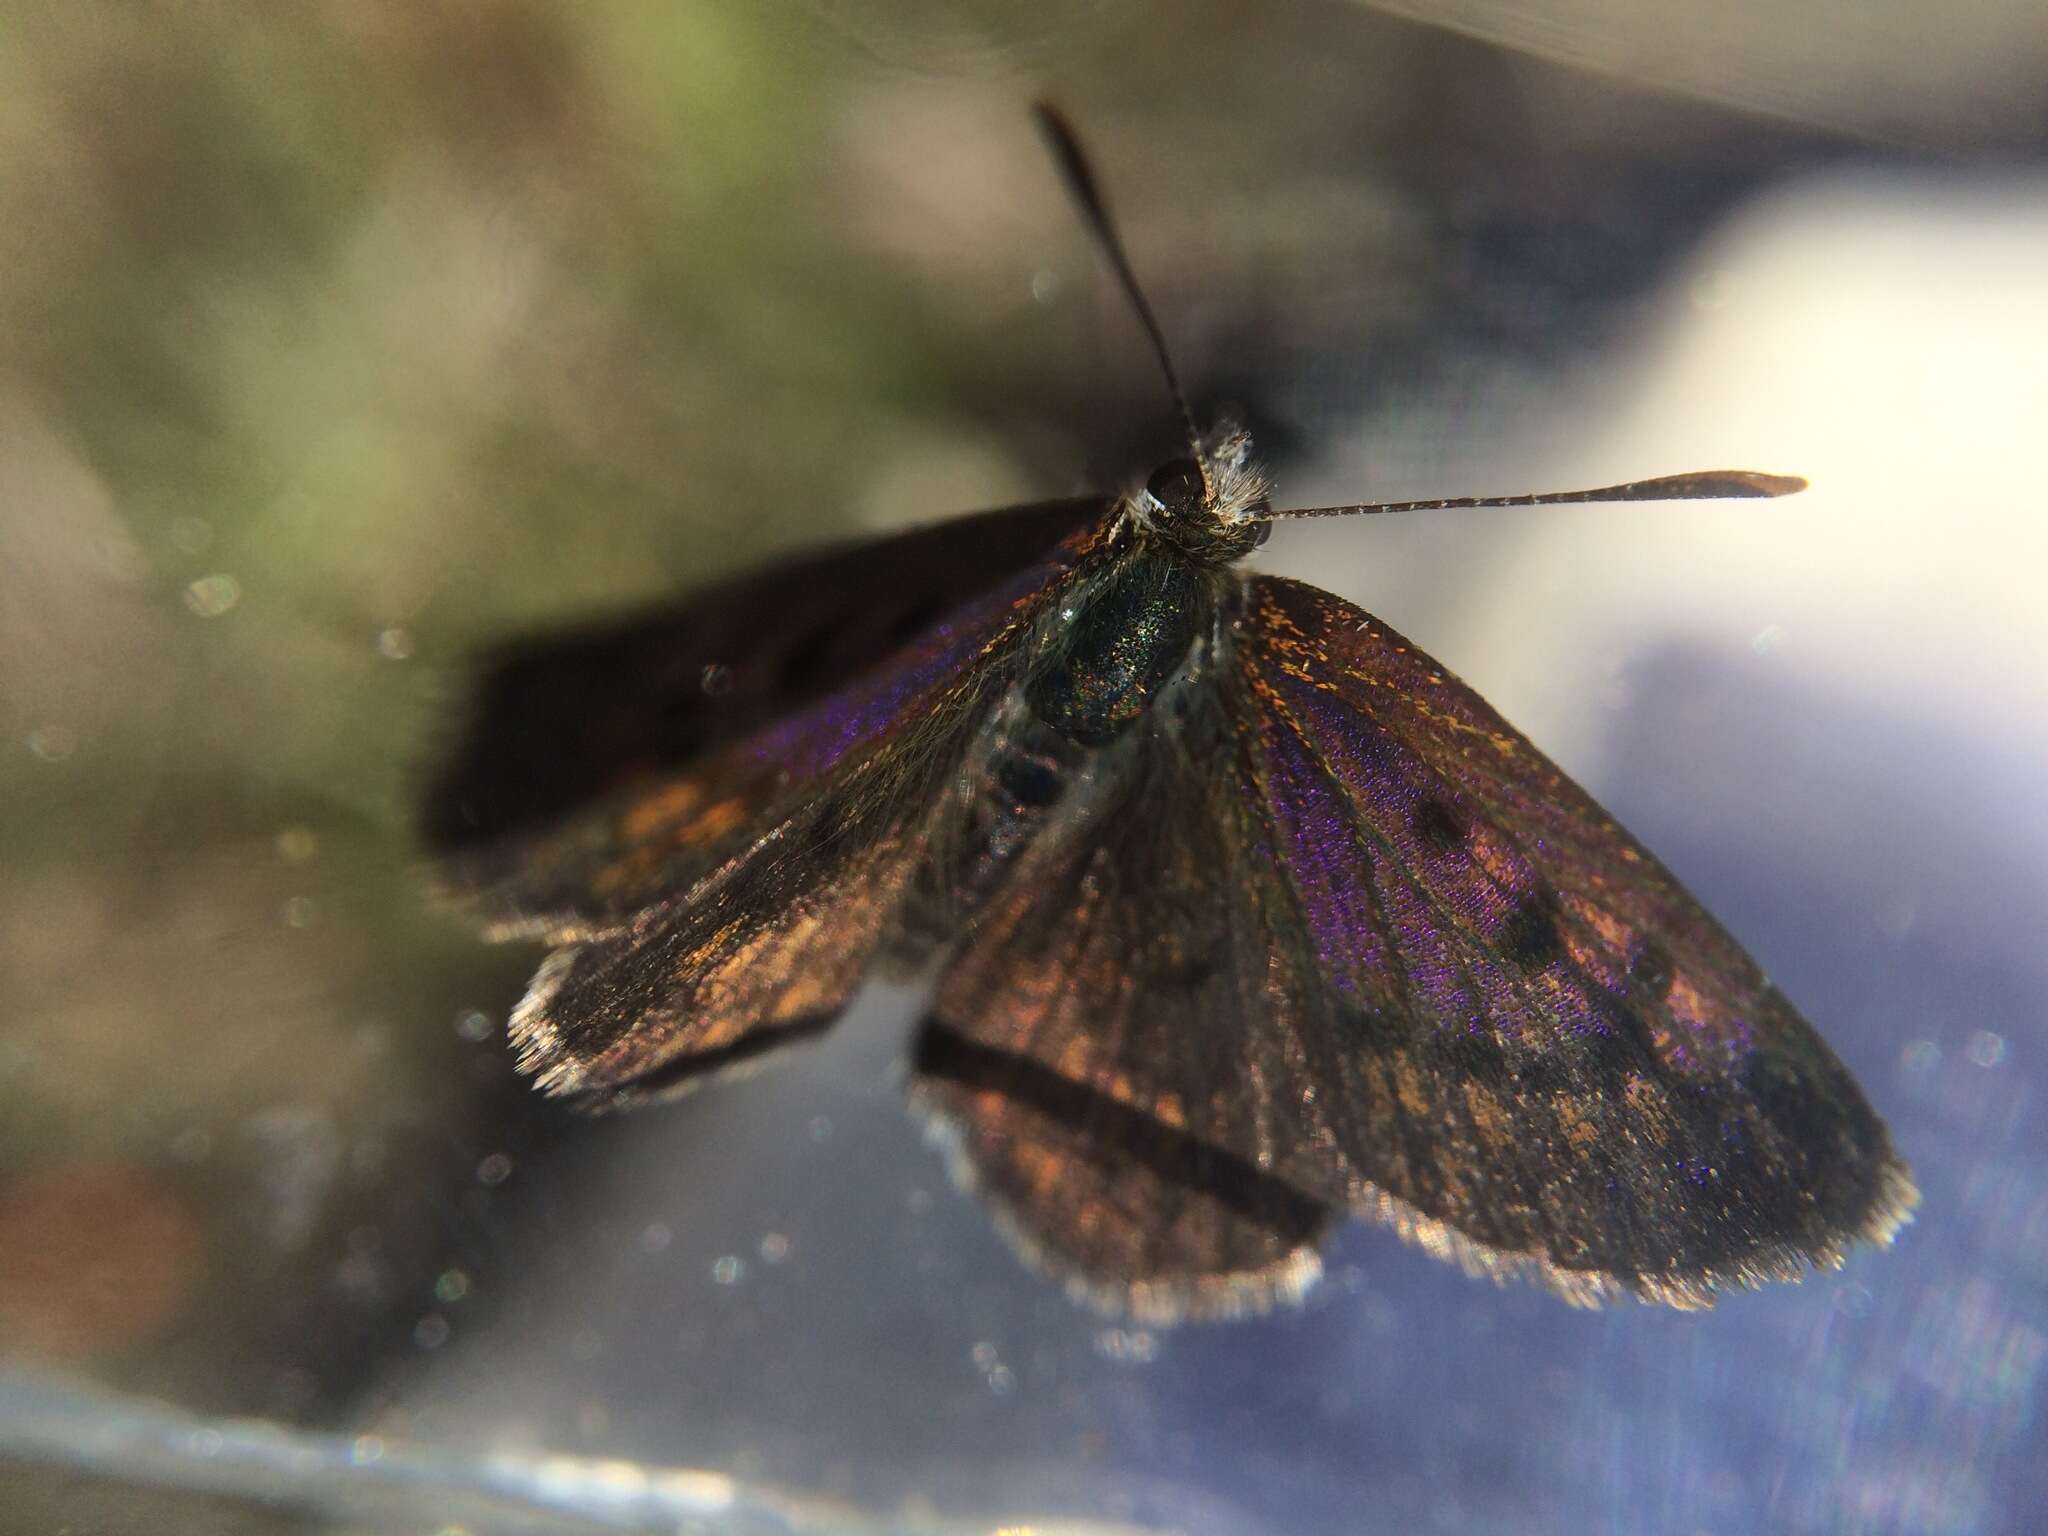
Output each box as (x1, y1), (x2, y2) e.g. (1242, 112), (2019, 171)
(4, 3), (2045, 1533)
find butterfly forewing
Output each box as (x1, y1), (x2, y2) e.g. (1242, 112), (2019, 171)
(1235, 575), (1915, 1303)
(463, 506), (1112, 1100)
(430, 502), (1108, 941)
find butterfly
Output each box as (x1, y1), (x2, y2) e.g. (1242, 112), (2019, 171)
(422, 104), (1914, 1321)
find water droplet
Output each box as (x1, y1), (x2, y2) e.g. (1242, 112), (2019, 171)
(376, 626), (415, 661)
(710, 1255), (745, 1286)
(26, 724), (77, 762)
(476, 1153), (513, 1186)
(453, 1009), (492, 1042)
(183, 573), (241, 618)
(414, 1313), (450, 1349)
(758, 1232), (791, 1264)
(1965, 1031), (2007, 1068)
(700, 663), (734, 696)
(275, 825), (319, 863)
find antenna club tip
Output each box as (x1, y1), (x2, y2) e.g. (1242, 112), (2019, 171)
(1742, 472), (1809, 498)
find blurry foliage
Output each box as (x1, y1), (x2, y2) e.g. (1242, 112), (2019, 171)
(0, 0), (949, 1415)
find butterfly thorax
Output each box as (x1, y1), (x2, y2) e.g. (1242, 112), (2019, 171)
(1023, 447), (1269, 747)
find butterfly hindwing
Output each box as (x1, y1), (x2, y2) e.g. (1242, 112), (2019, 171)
(911, 674), (1342, 1321)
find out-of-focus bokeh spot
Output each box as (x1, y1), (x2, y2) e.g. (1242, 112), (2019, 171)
(0, 1164), (205, 1361)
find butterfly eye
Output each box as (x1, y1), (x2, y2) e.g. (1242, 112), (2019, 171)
(1144, 458), (1207, 516)
(1250, 517), (1273, 548)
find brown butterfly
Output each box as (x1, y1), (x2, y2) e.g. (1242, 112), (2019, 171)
(423, 105), (1913, 1321)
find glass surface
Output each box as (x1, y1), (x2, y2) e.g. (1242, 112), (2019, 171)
(4, 4), (2044, 1532)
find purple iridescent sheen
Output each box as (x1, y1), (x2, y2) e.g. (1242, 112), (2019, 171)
(741, 554), (1078, 782)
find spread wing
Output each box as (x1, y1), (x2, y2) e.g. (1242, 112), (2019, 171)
(433, 502), (1108, 1104)
(1237, 576), (1913, 1304)
(912, 575), (1913, 1316)
(910, 690), (1340, 1322)
(426, 499), (1104, 938)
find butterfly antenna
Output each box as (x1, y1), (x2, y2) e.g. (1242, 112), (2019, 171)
(1262, 468), (1808, 521)
(1034, 101), (1211, 493)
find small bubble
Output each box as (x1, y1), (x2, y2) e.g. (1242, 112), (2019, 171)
(476, 1152), (513, 1186)
(169, 515), (214, 554)
(1900, 1040), (1940, 1075)
(453, 1009), (492, 1042)
(376, 626), (415, 661)
(970, 1340), (999, 1369)
(275, 825), (319, 863)
(639, 1222), (672, 1254)
(986, 1364), (1016, 1395)
(184, 573), (242, 618)
(283, 896), (316, 928)
(758, 1232), (791, 1264)
(1965, 1031), (2007, 1068)
(710, 1255), (745, 1286)
(1030, 268), (1062, 305)
(434, 1268), (471, 1304)
(351, 1435), (386, 1465)
(26, 724), (77, 762)
(1750, 623), (1787, 656)
(413, 1313), (450, 1349)
(699, 663), (734, 696)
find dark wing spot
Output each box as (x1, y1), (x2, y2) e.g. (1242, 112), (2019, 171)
(773, 618), (843, 693)
(1410, 796), (1469, 854)
(1336, 1000), (1405, 1054)
(1430, 1026), (1511, 1090)
(1501, 893), (1563, 970)
(882, 592), (951, 649)
(996, 754), (1064, 810)
(1627, 940), (1674, 995)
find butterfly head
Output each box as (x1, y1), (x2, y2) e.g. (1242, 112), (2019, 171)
(1131, 425), (1273, 566)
